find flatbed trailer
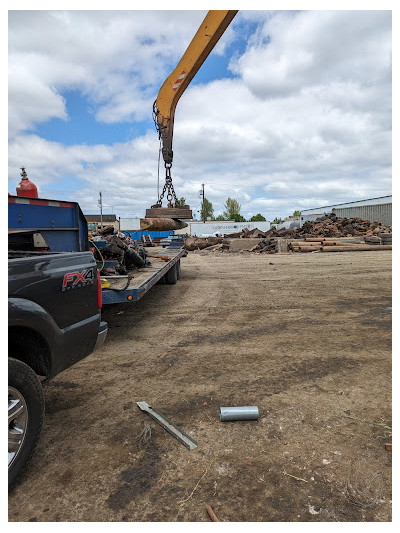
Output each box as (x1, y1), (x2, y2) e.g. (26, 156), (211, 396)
(8, 195), (185, 306)
(101, 246), (184, 305)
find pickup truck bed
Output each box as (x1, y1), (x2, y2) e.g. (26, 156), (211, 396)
(102, 247), (184, 304)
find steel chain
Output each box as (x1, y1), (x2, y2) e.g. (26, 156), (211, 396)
(158, 164), (178, 206)
(153, 100), (178, 206)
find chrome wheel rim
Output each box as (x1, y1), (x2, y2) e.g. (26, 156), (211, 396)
(8, 387), (28, 467)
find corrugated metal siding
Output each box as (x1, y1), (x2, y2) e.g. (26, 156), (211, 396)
(334, 203), (392, 225)
(301, 195), (392, 214)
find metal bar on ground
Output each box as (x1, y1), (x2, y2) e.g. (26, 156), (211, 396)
(136, 401), (198, 450)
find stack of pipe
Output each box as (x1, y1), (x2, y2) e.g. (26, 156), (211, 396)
(288, 236), (392, 253)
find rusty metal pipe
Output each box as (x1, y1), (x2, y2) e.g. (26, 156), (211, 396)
(321, 245), (392, 252)
(205, 505), (220, 522)
(303, 237), (343, 241)
(321, 240), (363, 246)
(289, 241), (321, 246)
(184, 236), (223, 251)
(291, 246), (321, 253)
(140, 218), (188, 231)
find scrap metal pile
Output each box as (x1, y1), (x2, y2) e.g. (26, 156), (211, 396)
(287, 213), (392, 238)
(184, 214), (392, 254)
(89, 225), (148, 275)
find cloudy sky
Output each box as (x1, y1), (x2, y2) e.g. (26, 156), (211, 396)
(8, 4), (392, 221)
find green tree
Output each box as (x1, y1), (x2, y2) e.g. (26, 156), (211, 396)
(250, 213), (266, 222)
(177, 197), (186, 206)
(293, 210), (301, 216)
(223, 197), (242, 220)
(231, 213), (247, 222)
(215, 214), (226, 221)
(200, 197), (214, 221)
(272, 217), (283, 224)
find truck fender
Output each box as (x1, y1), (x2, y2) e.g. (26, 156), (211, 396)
(8, 298), (62, 376)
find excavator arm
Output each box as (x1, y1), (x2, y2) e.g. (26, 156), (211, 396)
(153, 10), (237, 168)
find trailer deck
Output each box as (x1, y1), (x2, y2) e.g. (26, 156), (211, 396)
(101, 246), (184, 304)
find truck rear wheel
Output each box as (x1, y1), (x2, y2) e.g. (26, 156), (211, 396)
(8, 358), (44, 491)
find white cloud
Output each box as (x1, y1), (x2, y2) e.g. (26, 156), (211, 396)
(231, 10), (391, 99)
(8, 10), (209, 133)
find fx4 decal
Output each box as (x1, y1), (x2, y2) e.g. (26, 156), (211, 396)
(62, 268), (94, 291)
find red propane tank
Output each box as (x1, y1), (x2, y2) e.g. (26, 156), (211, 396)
(16, 167), (38, 198)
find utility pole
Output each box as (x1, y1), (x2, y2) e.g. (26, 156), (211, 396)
(201, 183), (205, 223)
(98, 191), (103, 230)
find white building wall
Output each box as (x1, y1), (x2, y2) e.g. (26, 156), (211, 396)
(177, 221), (271, 237)
(119, 218), (141, 231)
(119, 218), (271, 236)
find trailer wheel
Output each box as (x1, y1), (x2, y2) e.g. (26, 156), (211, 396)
(165, 263), (178, 284)
(176, 260), (181, 280)
(8, 358), (44, 491)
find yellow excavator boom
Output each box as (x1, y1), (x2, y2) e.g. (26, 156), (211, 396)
(153, 10), (238, 167)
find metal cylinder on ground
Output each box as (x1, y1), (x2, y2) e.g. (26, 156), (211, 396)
(220, 406), (259, 421)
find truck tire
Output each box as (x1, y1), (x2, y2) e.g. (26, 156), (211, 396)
(8, 358), (44, 491)
(165, 263), (178, 285)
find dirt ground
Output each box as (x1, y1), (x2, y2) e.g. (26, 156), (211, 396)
(9, 250), (392, 522)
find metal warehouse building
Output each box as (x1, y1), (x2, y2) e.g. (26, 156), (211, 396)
(300, 195), (392, 226)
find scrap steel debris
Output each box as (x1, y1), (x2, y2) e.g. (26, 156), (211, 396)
(184, 236), (224, 251)
(287, 214), (392, 239)
(89, 227), (149, 275)
(184, 214), (392, 254)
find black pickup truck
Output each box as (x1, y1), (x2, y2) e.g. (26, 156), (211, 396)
(8, 250), (107, 490)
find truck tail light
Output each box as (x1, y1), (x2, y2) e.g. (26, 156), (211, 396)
(97, 269), (102, 309)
